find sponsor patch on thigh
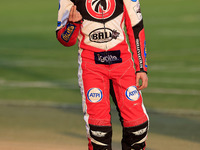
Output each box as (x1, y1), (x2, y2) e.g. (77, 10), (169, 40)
(125, 86), (140, 101)
(87, 88), (103, 103)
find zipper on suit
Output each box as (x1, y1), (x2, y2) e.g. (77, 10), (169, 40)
(100, 0), (108, 51)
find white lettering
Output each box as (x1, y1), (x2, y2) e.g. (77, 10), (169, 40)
(91, 130), (107, 137)
(98, 55), (118, 63)
(132, 127), (147, 136)
(136, 39), (143, 68)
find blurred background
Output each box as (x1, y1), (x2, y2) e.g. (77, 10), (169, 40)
(0, 0), (199, 149)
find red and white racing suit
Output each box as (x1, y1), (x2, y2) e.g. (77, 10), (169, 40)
(56, 0), (149, 149)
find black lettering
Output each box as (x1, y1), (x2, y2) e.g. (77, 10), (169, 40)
(105, 32), (108, 39)
(92, 34), (98, 40)
(105, 32), (112, 39)
(98, 32), (104, 39)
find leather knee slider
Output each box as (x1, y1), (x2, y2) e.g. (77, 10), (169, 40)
(122, 121), (149, 150)
(89, 125), (112, 150)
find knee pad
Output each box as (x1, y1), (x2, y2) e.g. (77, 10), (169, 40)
(89, 125), (112, 150)
(122, 121), (149, 150)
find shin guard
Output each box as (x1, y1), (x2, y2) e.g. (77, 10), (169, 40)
(122, 121), (148, 150)
(89, 125), (112, 150)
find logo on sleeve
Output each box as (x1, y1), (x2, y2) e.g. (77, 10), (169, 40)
(133, 2), (142, 20)
(57, 21), (61, 27)
(61, 23), (76, 42)
(125, 86), (140, 101)
(87, 88), (103, 103)
(86, 0), (116, 19)
(144, 41), (148, 68)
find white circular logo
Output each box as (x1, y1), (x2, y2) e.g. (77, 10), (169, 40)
(87, 88), (103, 103)
(125, 86), (140, 101)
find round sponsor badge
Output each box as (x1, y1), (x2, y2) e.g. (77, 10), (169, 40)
(87, 88), (103, 103)
(86, 0), (116, 19)
(125, 86), (140, 101)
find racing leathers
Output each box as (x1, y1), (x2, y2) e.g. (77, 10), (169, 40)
(56, 0), (149, 150)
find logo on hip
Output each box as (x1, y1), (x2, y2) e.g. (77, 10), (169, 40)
(94, 50), (122, 65)
(87, 88), (103, 103)
(125, 86), (140, 101)
(86, 0), (116, 19)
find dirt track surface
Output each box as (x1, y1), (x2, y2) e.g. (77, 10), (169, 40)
(1, 106), (200, 150)
(0, 141), (84, 150)
(1, 135), (200, 150)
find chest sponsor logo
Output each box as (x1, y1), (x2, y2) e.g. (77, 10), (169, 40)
(125, 86), (140, 101)
(87, 88), (103, 103)
(94, 50), (122, 65)
(89, 28), (119, 43)
(86, 0), (116, 19)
